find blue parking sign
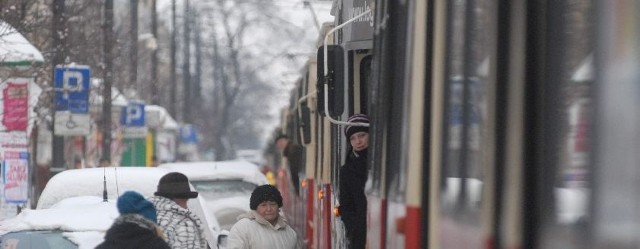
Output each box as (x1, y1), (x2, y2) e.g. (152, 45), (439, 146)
(121, 101), (145, 127)
(180, 125), (198, 144)
(54, 65), (91, 113)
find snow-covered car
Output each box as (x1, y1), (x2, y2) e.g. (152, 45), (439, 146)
(37, 167), (165, 209)
(34, 167), (223, 248)
(0, 196), (117, 249)
(159, 160), (268, 230)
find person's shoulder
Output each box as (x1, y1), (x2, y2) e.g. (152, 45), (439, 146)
(339, 163), (347, 172)
(147, 196), (166, 207)
(284, 225), (298, 241)
(235, 217), (253, 226)
(230, 217), (254, 232)
(285, 223), (297, 233)
(292, 143), (303, 153)
(340, 158), (352, 170)
(285, 142), (302, 152)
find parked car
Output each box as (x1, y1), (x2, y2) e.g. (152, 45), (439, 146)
(159, 160), (268, 230)
(0, 196), (117, 249)
(33, 167), (224, 248)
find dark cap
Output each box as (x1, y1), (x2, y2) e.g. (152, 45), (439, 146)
(250, 184), (283, 210)
(154, 172), (198, 199)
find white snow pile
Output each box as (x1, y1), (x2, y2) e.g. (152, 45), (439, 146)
(0, 196), (118, 249)
(0, 20), (44, 65)
(37, 167), (171, 209)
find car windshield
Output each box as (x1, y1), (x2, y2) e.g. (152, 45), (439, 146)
(0, 230), (77, 249)
(191, 179), (257, 199)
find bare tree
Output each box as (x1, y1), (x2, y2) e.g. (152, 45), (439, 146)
(169, 0), (177, 117)
(51, 0), (67, 172)
(128, 0), (138, 92)
(0, 0), (41, 34)
(196, 0), (314, 159)
(2, 0), (324, 163)
(181, 0), (191, 123)
(102, 0), (114, 161)
(150, 0), (159, 105)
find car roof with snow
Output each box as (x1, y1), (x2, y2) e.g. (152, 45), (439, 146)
(159, 160), (267, 185)
(0, 196), (117, 248)
(33, 167), (221, 247)
(37, 167), (172, 209)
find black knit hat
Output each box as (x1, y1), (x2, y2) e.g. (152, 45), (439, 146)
(154, 172), (199, 199)
(344, 114), (370, 139)
(250, 184), (283, 210)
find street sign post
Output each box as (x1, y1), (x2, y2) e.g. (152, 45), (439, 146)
(121, 101), (147, 138)
(179, 125), (197, 144)
(121, 101), (147, 166)
(53, 65), (91, 136)
(54, 66), (90, 113)
(178, 124), (198, 155)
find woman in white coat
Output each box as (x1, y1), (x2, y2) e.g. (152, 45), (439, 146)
(227, 184), (300, 249)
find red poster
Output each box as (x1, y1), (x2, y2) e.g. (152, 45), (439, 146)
(2, 82), (29, 131)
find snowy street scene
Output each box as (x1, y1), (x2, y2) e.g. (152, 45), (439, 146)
(3, 0), (640, 249)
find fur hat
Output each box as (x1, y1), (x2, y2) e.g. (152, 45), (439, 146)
(344, 114), (370, 139)
(117, 191), (157, 223)
(250, 184), (283, 210)
(154, 172), (199, 199)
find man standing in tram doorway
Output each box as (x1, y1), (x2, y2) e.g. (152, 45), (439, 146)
(339, 114), (370, 249)
(275, 134), (303, 195)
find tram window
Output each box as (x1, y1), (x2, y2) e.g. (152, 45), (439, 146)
(534, 1), (594, 248)
(316, 45), (345, 118)
(439, 0), (497, 248)
(359, 55), (372, 114)
(299, 104), (312, 145)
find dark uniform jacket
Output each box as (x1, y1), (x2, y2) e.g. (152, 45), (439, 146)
(339, 149), (368, 249)
(283, 142), (303, 194)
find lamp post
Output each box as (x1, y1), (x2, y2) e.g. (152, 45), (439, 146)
(102, 0), (114, 163)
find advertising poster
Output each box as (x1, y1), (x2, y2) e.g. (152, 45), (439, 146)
(1, 80), (29, 131)
(2, 150), (29, 204)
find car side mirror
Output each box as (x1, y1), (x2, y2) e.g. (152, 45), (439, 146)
(217, 233), (228, 248)
(317, 45), (345, 118)
(299, 104), (312, 145)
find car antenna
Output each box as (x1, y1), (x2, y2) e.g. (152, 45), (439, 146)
(103, 167), (108, 202)
(114, 167), (120, 197)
